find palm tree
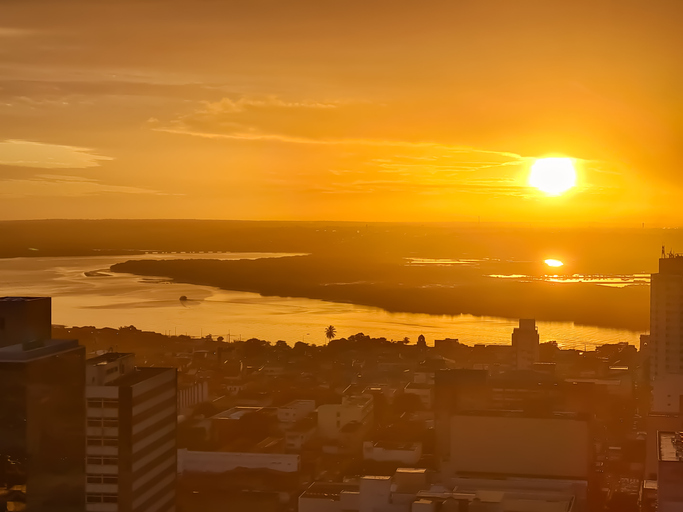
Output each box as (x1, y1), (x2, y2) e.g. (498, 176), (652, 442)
(325, 325), (336, 341)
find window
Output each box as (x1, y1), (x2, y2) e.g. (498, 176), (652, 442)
(87, 456), (118, 465)
(103, 400), (118, 409)
(103, 419), (118, 428)
(87, 399), (103, 408)
(88, 437), (118, 447)
(88, 419), (102, 427)
(87, 475), (118, 485)
(87, 494), (118, 504)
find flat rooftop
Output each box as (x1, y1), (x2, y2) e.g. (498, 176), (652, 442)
(0, 296), (49, 302)
(110, 366), (173, 386)
(0, 338), (80, 362)
(659, 431), (683, 462)
(300, 483), (359, 501)
(87, 352), (134, 366)
(214, 407), (261, 420)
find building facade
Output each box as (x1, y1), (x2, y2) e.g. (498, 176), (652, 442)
(658, 431), (683, 511)
(512, 318), (540, 370)
(86, 353), (177, 512)
(650, 254), (683, 413)
(0, 296), (86, 512)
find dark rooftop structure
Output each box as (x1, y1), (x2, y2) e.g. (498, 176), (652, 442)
(0, 296), (52, 349)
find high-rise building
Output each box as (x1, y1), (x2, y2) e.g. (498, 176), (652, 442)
(650, 253), (683, 413)
(512, 318), (540, 370)
(0, 297), (86, 512)
(86, 352), (177, 512)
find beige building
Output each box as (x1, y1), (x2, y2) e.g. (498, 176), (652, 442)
(86, 353), (177, 512)
(317, 394), (373, 441)
(442, 412), (590, 482)
(650, 254), (683, 413)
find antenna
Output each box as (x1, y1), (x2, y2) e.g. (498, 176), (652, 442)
(662, 245), (666, 258)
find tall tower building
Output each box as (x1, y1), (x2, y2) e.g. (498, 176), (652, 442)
(86, 353), (177, 512)
(650, 253), (683, 413)
(0, 297), (86, 512)
(512, 319), (540, 370)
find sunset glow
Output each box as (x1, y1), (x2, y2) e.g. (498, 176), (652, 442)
(545, 259), (564, 267)
(529, 158), (577, 196)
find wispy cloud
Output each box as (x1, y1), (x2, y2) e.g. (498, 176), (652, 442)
(201, 96), (339, 114)
(0, 174), (174, 198)
(0, 28), (35, 38)
(0, 139), (113, 169)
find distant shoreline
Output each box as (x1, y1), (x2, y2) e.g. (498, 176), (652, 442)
(111, 256), (650, 333)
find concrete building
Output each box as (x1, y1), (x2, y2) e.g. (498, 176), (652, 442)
(177, 449), (299, 474)
(645, 414), (682, 479)
(362, 441), (422, 465)
(650, 253), (683, 413)
(512, 318), (540, 370)
(177, 381), (208, 417)
(318, 394), (373, 441)
(403, 383), (434, 410)
(442, 412), (591, 481)
(278, 399), (316, 424)
(658, 431), (683, 512)
(284, 418), (316, 452)
(299, 468), (579, 512)
(0, 296), (86, 512)
(86, 353), (177, 512)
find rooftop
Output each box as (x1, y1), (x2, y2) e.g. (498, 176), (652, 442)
(300, 482), (359, 501)
(110, 366), (173, 386)
(0, 338), (80, 362)
(0, 296), (48, 302)
(213, 406), (262, 420)
(87, 352), (134, 366)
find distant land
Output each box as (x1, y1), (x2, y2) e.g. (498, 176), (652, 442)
(1, 219), (675, 332)
(0, 219), (681, 268)
(112, 255), (649, 332)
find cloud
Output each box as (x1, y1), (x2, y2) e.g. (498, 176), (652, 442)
(0, 140), (113, 169)
(0, 28), (35, 38)
(0, 174), (173, 198)
(201, 96), (338, 114)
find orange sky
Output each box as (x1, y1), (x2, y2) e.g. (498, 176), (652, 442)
(0, 0), (681, 224)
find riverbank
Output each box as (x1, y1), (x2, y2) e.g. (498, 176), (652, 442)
(111, 255), (649, 332)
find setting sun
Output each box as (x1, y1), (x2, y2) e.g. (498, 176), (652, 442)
(529, 158), (577, 196)
(545, 259), (564, 267)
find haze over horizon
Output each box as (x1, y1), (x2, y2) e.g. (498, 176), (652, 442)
(1, 1), (682, 224)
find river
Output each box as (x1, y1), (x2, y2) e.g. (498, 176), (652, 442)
(0, 253), (643, 349)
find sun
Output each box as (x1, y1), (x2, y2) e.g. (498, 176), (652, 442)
(529, 158), (576, 196)
(545, 259), (564, 267)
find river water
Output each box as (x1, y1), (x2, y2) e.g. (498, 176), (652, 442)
(0, 253), (643, 349)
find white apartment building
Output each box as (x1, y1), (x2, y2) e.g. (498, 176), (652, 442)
(651, 253), (683, 413)
(86, 353), (177, 512)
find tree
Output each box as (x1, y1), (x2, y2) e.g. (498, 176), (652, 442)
(325, 325), (337, 341)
